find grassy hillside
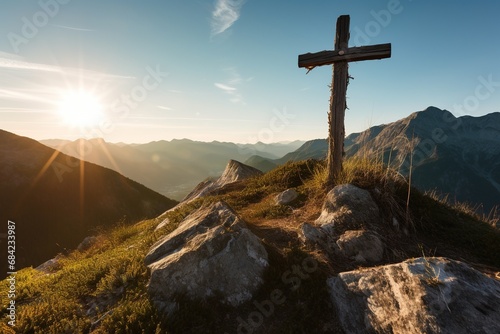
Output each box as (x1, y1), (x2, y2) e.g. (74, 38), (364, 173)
(1, 158), (498, 333)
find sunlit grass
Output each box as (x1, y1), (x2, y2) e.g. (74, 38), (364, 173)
(0, 217), (178, 333)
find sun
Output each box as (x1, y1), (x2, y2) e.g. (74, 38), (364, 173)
(57, 91), (104, 127)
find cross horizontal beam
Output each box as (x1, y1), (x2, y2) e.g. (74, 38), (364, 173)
(298, 43), (391, 68)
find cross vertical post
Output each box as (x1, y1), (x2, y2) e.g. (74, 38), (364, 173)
(298, 15), (391, 186)
(328, 15), (349, 185)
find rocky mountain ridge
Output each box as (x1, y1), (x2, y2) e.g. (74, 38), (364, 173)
(247, 107), (500, 213)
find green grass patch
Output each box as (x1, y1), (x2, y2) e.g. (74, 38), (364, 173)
(0, 214), (185, 333)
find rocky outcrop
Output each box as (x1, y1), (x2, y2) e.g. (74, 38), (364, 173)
(146, 201), (268, 314)
(180, 178), (215, 202)
(301, 184), (385, 265)
(217, 159), (263, 185)
(328, 257), (500, 334)
(182, 160), (263, 202)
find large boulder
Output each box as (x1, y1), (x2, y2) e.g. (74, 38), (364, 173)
(315, 184), (380, 233)
(146, 201), (268, 314)
(328, 257), (500, 334)
(301, 184), (385, 265)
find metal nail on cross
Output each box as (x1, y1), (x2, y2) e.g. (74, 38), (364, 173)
(298, 15), (391, 186)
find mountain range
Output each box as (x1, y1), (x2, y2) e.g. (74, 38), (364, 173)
(40, 106), (500, 213)
(41, 138), (303, 200)
(246, 107), (500, 214)
(0, 130), (177, 277)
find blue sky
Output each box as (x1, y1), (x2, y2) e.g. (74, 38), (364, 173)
(1, 0), (499, 143)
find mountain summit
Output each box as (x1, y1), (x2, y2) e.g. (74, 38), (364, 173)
(347, 107), (500, 212)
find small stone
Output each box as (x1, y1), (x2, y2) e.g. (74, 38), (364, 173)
(77, 236), (98, 252)
(275, 189), (298, 205)
(300, 222), (327, 246)
(155, 218), (169, 231)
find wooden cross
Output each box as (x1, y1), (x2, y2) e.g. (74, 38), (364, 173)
(298, 15), (391, 185)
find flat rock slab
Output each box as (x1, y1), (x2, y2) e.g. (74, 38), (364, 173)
(146, 201), (268, 313)
(328, 257), (500, 334)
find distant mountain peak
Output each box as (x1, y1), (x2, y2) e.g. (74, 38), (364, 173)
(407, 106), (455, 125)
(183, 160), (263, 202)
(219, 159), (263, 185)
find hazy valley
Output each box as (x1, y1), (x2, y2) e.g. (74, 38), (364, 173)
(41, 138), (304, 200)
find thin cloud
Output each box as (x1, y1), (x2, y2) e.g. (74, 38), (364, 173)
(0, 107), (51, 113)
(127, 116), (258, 122)
(0, 88), (55, 104)
(51, 24), (94, 32)
(0, 51), (23, 60)
(157, 105), (173, 111)
(0, 54), (133, 80)
(214, 83), (237, 92)
(211, 0), (246, 36)
(214, 67), (251, 104)
(214, 82), (242, 103)
(0, 57), (62, 73)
